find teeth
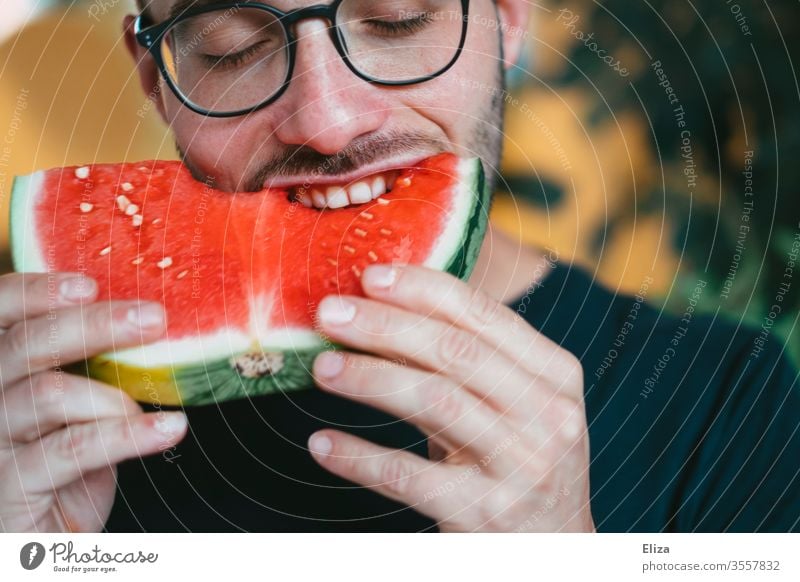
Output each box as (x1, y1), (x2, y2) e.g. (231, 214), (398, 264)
(370, 176), (386, 199)
(295, 190), (313, 208)
(326, 186), (349, 209)
(349, 182), (372, 204)
(295, 169), (406, 210)
(311, 190), (327, 208)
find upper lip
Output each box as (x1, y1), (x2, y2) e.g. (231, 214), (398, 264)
(260, 152), (438, 191)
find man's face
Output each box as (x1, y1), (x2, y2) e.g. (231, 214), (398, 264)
(130, 0), (528, 199)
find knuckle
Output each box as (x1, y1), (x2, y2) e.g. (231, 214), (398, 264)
(380, 455), (415, 497)
(335, 449), (360, 479)
(112, 418), (136, 447)
(554, 352), (583, 386)
(28, 273), (53, 300)
(529, 469), (559, 500)
(29, 371), (67, 409)
(85, 304), (113, 338)
(6, 321), (33, 359)
(365, 302), (396, 336)
(466, 288), (500, 329)
(548, 396), (587, 447)
(437, 329), (480, 369)
(481, 488), (517, 525)
(53, 421), (95, 461)
(419, 383), (464, 428)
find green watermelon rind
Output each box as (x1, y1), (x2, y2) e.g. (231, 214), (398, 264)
(444, 158), (490, 281)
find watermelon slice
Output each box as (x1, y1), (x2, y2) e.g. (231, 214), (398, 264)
(10, 153), (489, 406)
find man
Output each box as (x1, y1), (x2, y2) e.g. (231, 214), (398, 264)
(0, 0), (797, 533)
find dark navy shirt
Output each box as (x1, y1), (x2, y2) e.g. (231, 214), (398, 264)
(106, 264), (800, 532)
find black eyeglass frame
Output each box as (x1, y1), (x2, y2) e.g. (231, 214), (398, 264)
(134, 0), (471, 118)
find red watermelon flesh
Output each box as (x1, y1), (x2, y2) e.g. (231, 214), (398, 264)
(11, 153), (489, 405)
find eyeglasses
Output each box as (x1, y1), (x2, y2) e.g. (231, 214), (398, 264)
(134, 0), (471, 118)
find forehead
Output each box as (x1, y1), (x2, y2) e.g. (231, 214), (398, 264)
(150, 0), (325, 22)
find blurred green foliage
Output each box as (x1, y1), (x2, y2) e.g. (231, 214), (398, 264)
(527, 0), (800, 363)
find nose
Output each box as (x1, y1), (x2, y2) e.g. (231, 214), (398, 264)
(269, 19), (390, 155)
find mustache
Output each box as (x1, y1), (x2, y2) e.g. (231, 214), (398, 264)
(245, 131), (447, 191)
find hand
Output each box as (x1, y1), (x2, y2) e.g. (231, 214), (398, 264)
(308, 265), (594, 532)
(0, 272), (187, 532)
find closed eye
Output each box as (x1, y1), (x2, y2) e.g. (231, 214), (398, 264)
(365, 13), (434, 36)
(201, 40), (269, 70)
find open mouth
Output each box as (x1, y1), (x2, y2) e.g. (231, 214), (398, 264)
(288, 168), (404, 210)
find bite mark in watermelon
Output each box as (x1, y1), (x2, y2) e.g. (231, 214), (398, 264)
(10, 153), (489, 406)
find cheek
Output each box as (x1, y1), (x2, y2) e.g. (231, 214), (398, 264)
(394, 42), (500, 148)
(167, 99), (266, 188)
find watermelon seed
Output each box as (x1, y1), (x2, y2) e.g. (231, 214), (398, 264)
(397, 176), (412, 188)
(132, 214), (144, 227)
(131, 256), (144, 265)
(376, 198), (390, 206)
(230, 352), (285, 378)
(99, 246), (111, 256)
(124, 204), (140, 217)
(354, 228), (367, 238)
(351, 265), (362, 277)
(74, 166), (90, 179)
(152, 218), (162, 225)
(368, 251), (378, 262)
(360, 211), (374, 220)
(157, 257), (173, 269)
(326, 258), (338, 267)
(380, 228), (392, 236)
(177, 270), (189, 279)
(121, 182), (134, 192)
(343, 245), (356, 255)
(116, 195), (131, 212)
(79, 202), (94, 213)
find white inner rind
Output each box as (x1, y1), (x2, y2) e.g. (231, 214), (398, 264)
(105, 327), (324, 368)
(18, 159), (479, 370)
(11, 172), (48, 273)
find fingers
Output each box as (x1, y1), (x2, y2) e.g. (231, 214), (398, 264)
(0, 273), (97, 329)
(15, 411), (187, 493)
(360, 264), (581, 390)
(308, 429), (464, 521)
(312, 351), (521, 470)
(315, 294), (554, 412)
(1, 372), (142, 444)
(0, 300), (165, 386)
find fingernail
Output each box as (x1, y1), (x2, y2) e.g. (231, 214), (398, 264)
(318, 296), (356, 325)
(59, 276), (96, 303)
(363, 265), (396, 289)
(309, 433), (332, 456)
(126, 302), (165, 330)
(154, 412), (187, 438)
(314, 351), (345, 379)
